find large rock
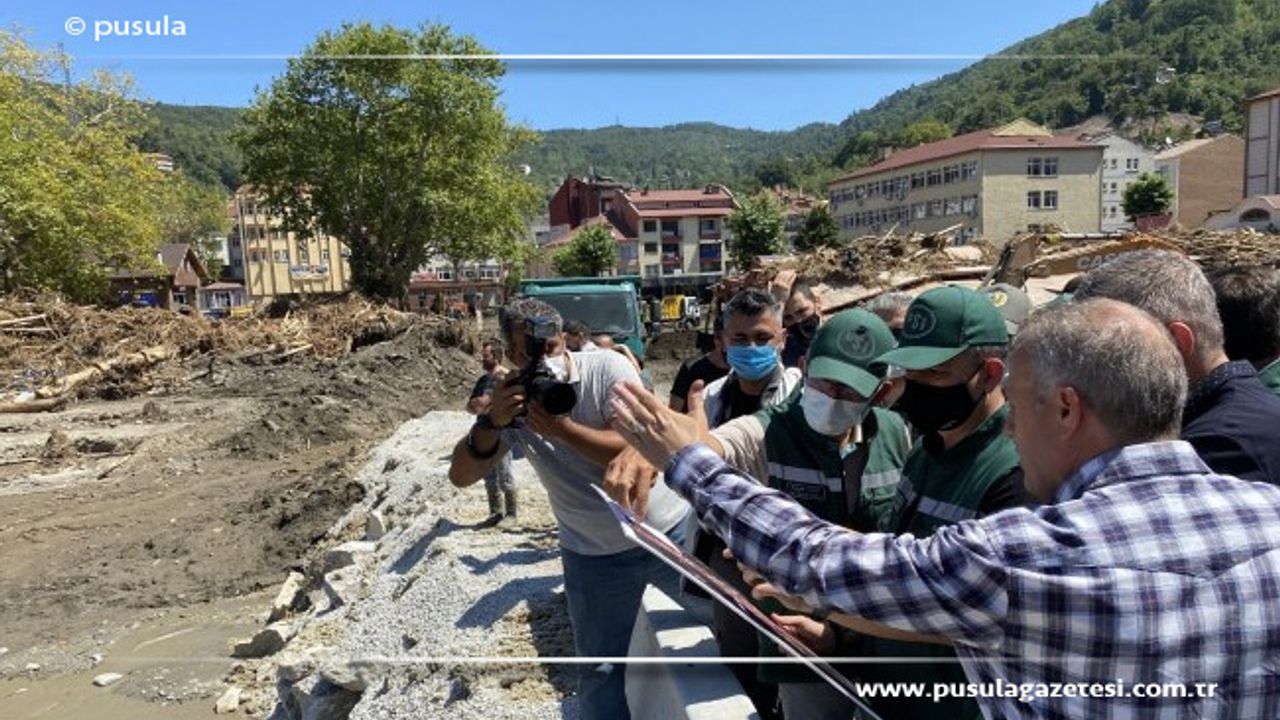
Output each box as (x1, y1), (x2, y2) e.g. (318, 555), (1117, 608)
(319, 662), (369, 693)
(321, 569), (362, 610)
(93, 672), (124, 687)
(268, 571), (307, 623)
(322, 541), (376, 573)
(364, 510), (387, 542)
(214, 686), (242, 714)
(230, 622), (293, 659)
(282, 675), (362, 720)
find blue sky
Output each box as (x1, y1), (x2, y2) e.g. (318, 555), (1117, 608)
(5, 0), (1099, 130)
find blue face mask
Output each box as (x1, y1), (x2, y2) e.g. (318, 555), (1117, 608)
(726, 344), (779, 381)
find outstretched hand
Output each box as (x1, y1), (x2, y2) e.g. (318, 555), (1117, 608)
(610, 381), (703, 471)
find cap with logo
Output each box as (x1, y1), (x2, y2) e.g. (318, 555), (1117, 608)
(977, 283), (1032, 336)
(805, 308), (896, 397)
(874, 285), (1008, 370)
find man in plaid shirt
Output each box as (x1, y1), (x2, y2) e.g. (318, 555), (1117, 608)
(611, 298), (1280, 719)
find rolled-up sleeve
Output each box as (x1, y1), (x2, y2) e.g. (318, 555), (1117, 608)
(666, 443), (1010, 649)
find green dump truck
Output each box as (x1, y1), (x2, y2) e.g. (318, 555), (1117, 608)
(517, 276), (647, 357)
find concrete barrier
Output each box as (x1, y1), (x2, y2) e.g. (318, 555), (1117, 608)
(627, 585), (760, 720)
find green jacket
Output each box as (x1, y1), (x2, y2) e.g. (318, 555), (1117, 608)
(1259, 360), (1280, 398)
(755, 401), (910, 683)
(856, 405), (1022, 720)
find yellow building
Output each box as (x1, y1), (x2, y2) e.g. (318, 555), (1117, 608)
(827, 120), (1103, 245)
(228, 190), (352, 303)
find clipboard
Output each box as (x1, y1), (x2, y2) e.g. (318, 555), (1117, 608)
(592, 485), (884, 720)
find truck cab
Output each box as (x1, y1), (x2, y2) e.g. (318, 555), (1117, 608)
(517, 276), (647, 357)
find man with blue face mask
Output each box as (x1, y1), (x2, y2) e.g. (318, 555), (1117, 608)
(605, 308), (910, 720)
(702, 287), (802, 426)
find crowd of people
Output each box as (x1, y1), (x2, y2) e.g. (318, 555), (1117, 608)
(448, 251), (1280, 720)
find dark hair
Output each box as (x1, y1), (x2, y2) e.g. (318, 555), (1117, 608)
(499, 298), (562, 348)
(563, 320), (590, 336)
(481, 336), (504, 355)
(1209, 267), (1280, 365)
(723, 288), (781, 326)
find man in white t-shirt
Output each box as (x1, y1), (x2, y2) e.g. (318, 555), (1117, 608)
(449, 298), (689, 720)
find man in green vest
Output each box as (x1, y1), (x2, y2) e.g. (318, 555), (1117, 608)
(608, 309), (911, 719)
(844, 284), (1029, 720)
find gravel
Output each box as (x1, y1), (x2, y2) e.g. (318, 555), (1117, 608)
(263, 411), (580, 720)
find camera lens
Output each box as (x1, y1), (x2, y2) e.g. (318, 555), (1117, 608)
(530, 376), (577, 416)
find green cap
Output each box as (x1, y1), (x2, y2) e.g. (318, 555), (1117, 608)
(805, 309), (896, 398)
(875, 286), (1008, 370)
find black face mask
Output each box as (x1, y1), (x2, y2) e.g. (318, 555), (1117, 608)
(894, 371), (984, 434)
(782, 314), (821, 367)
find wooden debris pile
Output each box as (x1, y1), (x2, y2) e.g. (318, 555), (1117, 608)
(0, 293), (448, 411)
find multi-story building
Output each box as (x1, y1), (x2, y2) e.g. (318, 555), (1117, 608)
(541, 177), (738, 291)
(766, 187), (827, 250)
(405, 257), (506, 315)
(1154, 135), (1245, 228)
(827, 119), (1103, 244)
(1083, 133), (1156, 232)
(227, 189), (352, 303)
(1246, 87), (1280, 197)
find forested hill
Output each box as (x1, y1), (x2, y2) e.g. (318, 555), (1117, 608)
(143, 0), (1280, 194)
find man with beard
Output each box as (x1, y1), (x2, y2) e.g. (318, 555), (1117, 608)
(466, 337), (518, 522)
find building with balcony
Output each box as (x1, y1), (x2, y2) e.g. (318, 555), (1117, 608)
(827, 119), (1103, 245)
(541, 177), (738, 291)
(226, 189), (353, 304)
(405, 257), (506, 315)
(1154, 135), (1245, 228)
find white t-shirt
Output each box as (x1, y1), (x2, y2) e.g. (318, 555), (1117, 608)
(501, 350), (690, 555)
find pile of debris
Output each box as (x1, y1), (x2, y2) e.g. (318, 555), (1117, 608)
(0, 293), (469, 412)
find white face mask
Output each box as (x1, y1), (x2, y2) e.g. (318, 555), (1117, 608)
(800, 386), (869, 437)
(543, 353), (568, 381)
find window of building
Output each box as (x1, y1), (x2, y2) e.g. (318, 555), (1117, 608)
(643, 220), (657, 233)
(701, 219), (717, 232)
(1109, 182), (1118, 194)
(1044, 190), (1059, 210)
(928, 199), (944, 217)
(927, 169), (942, 187)
(960, 161), (978, 180)
(643, 264), (660, 278)
(660, 220), (679, 236)
(437, 269), (454, 281)
(1027, 191), (1042, 209)
(944, 165), (959, 184)
(945, 197), (961, 215)
(173, 292), (188, 306)
(233, 257), (243, 268)
(961, 195), (978, 214)
(418, 291), (429, 306)
(644, 241), (658, 253)
(1126, 158), (1140, 172)
(1110, 158), (1119, 170)
(480, 267), (500, 279)
(911, 172), (925, 189)
(1043, 157), (1058, 176)
(273, 250), (289, 263)
(1027, 158), (1042, 177)
(912, 203), (926, 220)
(320, 250), (331, 263)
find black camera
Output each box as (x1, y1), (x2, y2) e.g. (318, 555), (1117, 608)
(507, 316), (577, 416)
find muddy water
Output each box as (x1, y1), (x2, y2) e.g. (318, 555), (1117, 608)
(2, 592), (268, 720)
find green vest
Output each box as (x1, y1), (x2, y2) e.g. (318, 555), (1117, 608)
(760, 403), (910, 532)
(756, 401), (910, 684)
(857, 405), (1021, 720)
(1259, 360), (1280, 398)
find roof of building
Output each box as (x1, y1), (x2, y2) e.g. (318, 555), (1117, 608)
(633, 206), (735, 219)
(624, 187), (732, 204)
(829, 119), (1100, 185)
(1247, 87), (1280, 103)
(1154, 135), (1240, 160)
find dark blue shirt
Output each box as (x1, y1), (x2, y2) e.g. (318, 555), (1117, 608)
(1182, 360), (1280, 485)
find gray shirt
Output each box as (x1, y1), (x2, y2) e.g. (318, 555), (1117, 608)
(501, 350), (690, 555)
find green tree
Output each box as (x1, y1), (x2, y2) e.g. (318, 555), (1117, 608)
(159, 172), (231, 277)
(726, 193), (785, 270)
(793, 206), (841, 252)
(1121, 172), (1174, 219)
(236, 22), (542, 301)
(0, 32), (169, 301)
(552, 223), (616, 277)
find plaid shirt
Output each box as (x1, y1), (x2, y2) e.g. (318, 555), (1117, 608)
(667, 440), (1280, 719)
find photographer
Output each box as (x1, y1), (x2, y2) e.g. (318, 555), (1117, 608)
(447, 297), (690, 720)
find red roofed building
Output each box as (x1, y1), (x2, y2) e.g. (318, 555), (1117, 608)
(543, 176), (739, 286)
(827, 119), (1104, 244)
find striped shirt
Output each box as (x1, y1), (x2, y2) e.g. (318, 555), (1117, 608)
(665, 440), (1280, 719)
